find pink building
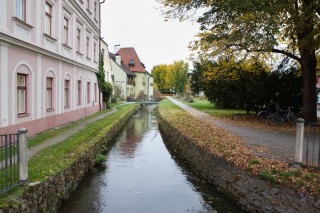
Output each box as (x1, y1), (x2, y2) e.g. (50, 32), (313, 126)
(0, 0), (103, 136)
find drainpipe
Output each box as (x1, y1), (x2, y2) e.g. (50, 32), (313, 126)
(98, 0), (106, 110)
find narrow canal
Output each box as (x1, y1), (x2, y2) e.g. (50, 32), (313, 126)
(59, 105), (242, 213)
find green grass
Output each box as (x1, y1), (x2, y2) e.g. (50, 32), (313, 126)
(27, 102), (124, 148)
(28, 104), (136, 182)
(0, 103), (137, 205)
(180, 97), (247, 118)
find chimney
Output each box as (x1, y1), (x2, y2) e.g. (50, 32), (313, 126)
(114, 44), (120, 53)
(116, 55), (121, 65)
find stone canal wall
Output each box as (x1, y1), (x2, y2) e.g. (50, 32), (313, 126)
(157, 110), (320, 213)
(1, 106), (139, 213)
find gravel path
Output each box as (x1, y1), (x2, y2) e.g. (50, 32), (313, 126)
(167, 97), (297, 163)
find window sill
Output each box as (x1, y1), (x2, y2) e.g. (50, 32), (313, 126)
(94, 18), (98, 23)
(62, 43), (72, 50)
(77, 103), (82, 106)
(17, 113), (30, 118)
(64, 106), (70, 109)
(76, 51), (83, 56)
(46, 108), (54, 112)
(86, 56), (91, 60)
(43, 33), (57, 42)
(86, 9), (92, 15)
(12, 17), (34, 30)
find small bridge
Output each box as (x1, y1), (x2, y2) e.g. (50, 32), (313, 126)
(137, 102), (160, 108)
(138, 102), (160, 105)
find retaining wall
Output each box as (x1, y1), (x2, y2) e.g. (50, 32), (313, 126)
(0, 105), (139, 213)
(157, 110), (320, 213)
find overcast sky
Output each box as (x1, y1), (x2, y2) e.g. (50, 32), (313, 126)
(100, 0), (200, 71)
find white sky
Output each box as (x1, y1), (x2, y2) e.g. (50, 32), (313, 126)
(100, 0), (200, 71)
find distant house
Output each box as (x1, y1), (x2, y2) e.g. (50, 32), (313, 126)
(0, 0), (102, 136)
(116, 48), (153, 100)
(100, 40), (113, 85)
(109, 53), (136, 99)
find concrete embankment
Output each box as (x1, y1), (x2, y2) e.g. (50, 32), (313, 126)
(0, 105), (139, 213)
(157, 106), (320, 213)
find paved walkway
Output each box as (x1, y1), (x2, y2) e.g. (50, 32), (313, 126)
(28, 103), (130, 160)
(167, 97), (297, 163)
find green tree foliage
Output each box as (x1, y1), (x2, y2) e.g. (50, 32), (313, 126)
(159, 0), (320, 121)
(97, 53), (113, 104)
(190, 61), (216, 95)
(151, 60), (189, 93)
(193, 58), (302, 112)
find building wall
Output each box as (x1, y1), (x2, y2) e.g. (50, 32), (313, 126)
(134, 72), (145, 98)
(100, 41), (112, 84)
(0, 0), (101, 136)
(110, 59), (127, 99)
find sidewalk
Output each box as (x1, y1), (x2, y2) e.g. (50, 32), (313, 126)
(167, 97), (297, 163)
(28, 103), (129, 160)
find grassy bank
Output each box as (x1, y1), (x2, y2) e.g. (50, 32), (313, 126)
(0, 103), (138, 206)
(180, 97), (246, 118)
(28, 102), (124, 148)
(159, 99), (320, 196)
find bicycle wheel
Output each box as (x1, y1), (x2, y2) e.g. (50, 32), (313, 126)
(286, 113), (298, 126)
(257, 111), (269, 123)
(266, 113), (276, 126)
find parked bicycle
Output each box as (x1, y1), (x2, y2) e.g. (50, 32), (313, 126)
(257, 105), (276, 123)
(257, 106), (302, 126)
(266, 107), (301, 126)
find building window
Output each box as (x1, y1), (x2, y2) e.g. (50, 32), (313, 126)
(16, 0), (26, 21)
(46, 77), (53, 110)
(76, 28), (81, 52)
(128, 59), (135, 67)
(94, 83), (97, 102)
(17, 74), (27, 114)
(64, 80), (70, 108)
(77, 80), (82, 105)
(45, 2), (52, 36)
(86, 36), (90, 58)
(87, 82), (90, 103)
(93, 43), (97, 61)
(86, 0), (91, 11)
(94, 1), (97, 19)
(63, 17), (69, 45)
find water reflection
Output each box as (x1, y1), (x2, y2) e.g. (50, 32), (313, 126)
(59, 105), (242, 213)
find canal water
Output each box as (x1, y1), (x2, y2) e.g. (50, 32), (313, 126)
(59, 105), (243, 213)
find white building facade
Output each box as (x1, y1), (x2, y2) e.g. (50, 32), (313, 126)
(0, 0), (103, 136)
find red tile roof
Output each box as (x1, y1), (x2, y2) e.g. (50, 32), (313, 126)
(116, 47), (146, 73)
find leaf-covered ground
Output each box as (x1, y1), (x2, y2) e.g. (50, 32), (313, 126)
(159, 99), (320, 196)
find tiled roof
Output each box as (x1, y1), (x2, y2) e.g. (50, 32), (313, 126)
(116, 47), (146, 73)
(109, 52), (136, 76)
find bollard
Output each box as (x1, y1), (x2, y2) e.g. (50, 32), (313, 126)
(295, 118), (304, 163)
(18, 128), (28, 181)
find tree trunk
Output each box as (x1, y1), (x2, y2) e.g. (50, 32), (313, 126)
(298, 0), (317, 122)
(301, 54), (317, 122)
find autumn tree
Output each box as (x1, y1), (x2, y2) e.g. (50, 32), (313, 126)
(171, 60), (189, 93)
(151, 64), (172, 92)
(159, 0), (320, 121)
(152, 60), (189, 93)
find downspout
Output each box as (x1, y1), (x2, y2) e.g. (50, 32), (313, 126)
(98, 0), (106, 110)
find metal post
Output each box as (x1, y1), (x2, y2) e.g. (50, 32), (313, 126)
(295, 118), (305, 163)
(18, 128), (28, 181)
